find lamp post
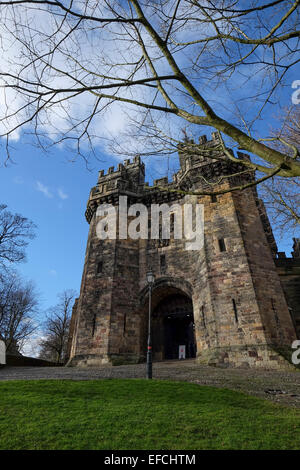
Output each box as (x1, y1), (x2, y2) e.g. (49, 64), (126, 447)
(146, 268), (155, 379)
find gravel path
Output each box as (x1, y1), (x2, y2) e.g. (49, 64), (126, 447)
(1, 359), (300, 408)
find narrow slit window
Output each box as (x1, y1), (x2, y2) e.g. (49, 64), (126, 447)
(271, 298), (280, 326)
(170, 213), (175, 234)
(123, 313), (127, 336)
(232, 299), (238, 323)
(92, 313), (96, 336)
(218, 238), (226, 252)
(97, 261), (103, 274)
(201, 305), (206, 329)
(160, 254), (166, 272)
(211, 194), (217, 203)
(159, 218), (162, 239)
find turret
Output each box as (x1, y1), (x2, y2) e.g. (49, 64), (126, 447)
(178, 132), (223, 171)
(176, 132), (254, 191)
(86, 155), (145, 222)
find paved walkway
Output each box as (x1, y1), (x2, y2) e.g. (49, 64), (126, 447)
(1, 359), (300, 407)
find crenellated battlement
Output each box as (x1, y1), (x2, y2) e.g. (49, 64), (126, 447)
(85, 133), (256, 224)
(87, 155), (146, 205)
(178, 131), (220, 148)
(92, 134), (252, 199)
(153, 177), (169, 187)
(177, 131), (223, 170)
(97, 155), (144, 182)
(175, 133), (254, 189)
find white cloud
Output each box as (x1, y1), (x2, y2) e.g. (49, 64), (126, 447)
(36, 181), (53, 198)
(13, 176), (24, 184)
(21, 333), (46, 358)
(57, 188), (68, 200)
(0, 5), (152, 155)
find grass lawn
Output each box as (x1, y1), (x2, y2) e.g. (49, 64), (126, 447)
(0, 378), (299, 450)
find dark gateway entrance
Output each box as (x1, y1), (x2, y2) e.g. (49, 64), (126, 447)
(152, 293), (196, 360)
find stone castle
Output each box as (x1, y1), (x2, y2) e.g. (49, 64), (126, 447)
(67, 133), (300, 369)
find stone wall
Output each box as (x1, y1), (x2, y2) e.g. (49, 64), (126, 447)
(275, 257), (300, 339)
(6, 355), (60, 367)
(67, 135), (298, 369)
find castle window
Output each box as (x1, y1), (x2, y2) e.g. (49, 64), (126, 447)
(96, 261), (103, 274)
(160, 254), (166, 273)
(232, 299), (238, 323)
(92, 313), (96, 336)
(218, 238), (226, 252)
(201, 305), (206, 329)
(170, 213), (175, 234)
(211, 194), (217, 203)
(271, 298), (280, 326)
(123, 313), (127, 336)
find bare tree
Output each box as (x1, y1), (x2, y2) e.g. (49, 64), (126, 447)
(0, 0), (299, 192)
(0, 205), (36, 268)
(278, 106), (300, 146)
(260, 106), (300, 234)
(39, 289), (76, 363)
(0, 269), (39, 354)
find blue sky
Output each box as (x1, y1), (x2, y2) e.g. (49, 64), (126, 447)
(1, 146), (99, 311)
(0, 144), (172, 314)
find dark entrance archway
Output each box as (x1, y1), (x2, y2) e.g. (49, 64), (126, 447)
(152, 293), (196, 360)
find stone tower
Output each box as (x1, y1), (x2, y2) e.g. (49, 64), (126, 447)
(68, 133), (297, 369)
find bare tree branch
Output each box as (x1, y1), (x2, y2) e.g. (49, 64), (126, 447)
(0, 0), (299, 180)
(39, 289), (76, 363)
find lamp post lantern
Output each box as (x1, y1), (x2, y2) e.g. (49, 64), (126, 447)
(146, 268), (155, 379)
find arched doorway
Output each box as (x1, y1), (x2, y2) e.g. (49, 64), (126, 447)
(152, 294), (196, 360)
(139, 278), (196, 361)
